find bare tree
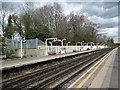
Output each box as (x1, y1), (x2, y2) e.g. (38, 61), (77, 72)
(0, 2), (9, 34)
(0, 2), (15, 36)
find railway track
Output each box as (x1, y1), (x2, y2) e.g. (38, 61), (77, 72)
(1, 48), (113, 89)
(2, 49), (99, 80)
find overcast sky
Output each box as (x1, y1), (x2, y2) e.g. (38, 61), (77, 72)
(0, 0), (119, 43)
(63, 2), (119, 43)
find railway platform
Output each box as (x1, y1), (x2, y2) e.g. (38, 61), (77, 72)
(1, 49), (97, 70)
(74, 47), (119, 89)
(1, 48), (116, 89)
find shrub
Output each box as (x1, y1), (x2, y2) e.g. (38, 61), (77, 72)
(6, 49), (16, 59)
(23, 55), (27, 58)
(73, 49), (78, 52)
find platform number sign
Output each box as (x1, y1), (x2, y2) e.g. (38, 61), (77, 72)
(60, 46), (66, 54)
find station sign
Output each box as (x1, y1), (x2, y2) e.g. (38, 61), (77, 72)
(39, 46), (46, 49)
(60, 46), (66, 54)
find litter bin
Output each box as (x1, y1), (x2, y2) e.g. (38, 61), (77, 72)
(2, 47), (6, 55)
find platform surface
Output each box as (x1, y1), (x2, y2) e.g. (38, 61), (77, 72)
(1, 49), (96, 70)
(78, 47), (119, 89)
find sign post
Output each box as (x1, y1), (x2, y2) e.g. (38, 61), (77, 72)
(60, 46), (65, 54)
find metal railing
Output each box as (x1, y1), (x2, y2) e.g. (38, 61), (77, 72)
(5, 38), (45, 49)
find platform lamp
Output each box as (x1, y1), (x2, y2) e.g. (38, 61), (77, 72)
(20, 37), (26, 58)
(81, 41), (85, 46)
(66, 42), (71, 46)
(61, 38), (66, 46)
(76, 42), (81, 51)
(52, 39), (61, 53)
(45, 38), (57, 55)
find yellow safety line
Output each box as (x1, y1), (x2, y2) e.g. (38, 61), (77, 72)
(76, 50), (113, 88)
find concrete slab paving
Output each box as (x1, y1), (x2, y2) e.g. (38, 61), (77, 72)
(80, 48), (119, 89)
(1, 49), (96, 70)
(88, 48), (118, 88)
(102, 48), (118, 88)
(109, 48), (119, 88)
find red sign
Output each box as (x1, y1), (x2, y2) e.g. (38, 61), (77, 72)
(60, 46), (65, 51)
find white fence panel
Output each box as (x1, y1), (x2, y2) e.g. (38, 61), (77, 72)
(37, 45), (108, 56)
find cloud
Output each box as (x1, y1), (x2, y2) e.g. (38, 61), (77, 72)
(80, 2), (118, 18)
(101, 6), (118, 18)
(60, 2), (118, 42)
(99, 27), (118, 43)
(81, 4), (106, 16)
(61, 2), (83, 15)
(99, 27), (118, 36)
(88, 16), (118, 28)
(102, 2), (118, 9)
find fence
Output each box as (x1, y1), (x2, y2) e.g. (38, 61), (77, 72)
(4, 38), (107, 57)
(0, 48), (2, 55)
(6, 38), (45, 49)
(9, 45), (107, 57)
(38, 45), (107, 55)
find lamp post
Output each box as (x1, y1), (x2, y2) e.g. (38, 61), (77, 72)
(49, 39), (61, 47)
(76, 42), (81, 46)
(45, 38), (57, 55)
(86, 43), (88, 46)
(20, 39), (23, 58)
(49, 41), (52, 51)
(49, 41), (52, 46)
(81, 41), (84, 46)
(20, 37), (26, 58)
(76, 42), (81, 51)
(61, 38), (66, 46)
(66, 42), (71, 46)
(96, 43), (99, 49)
(53, 39), (61, 43)
(53, 39), (61, 53)
(90, 42), (94, 48)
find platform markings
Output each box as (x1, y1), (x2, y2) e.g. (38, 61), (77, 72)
(67, 49), (113, 89)
(76, 50), (113, 88)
